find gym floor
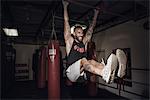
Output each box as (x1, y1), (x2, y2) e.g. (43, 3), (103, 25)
(3, 79), (128, 100)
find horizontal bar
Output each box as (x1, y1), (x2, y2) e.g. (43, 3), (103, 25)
(131, 68), (150, 71)
(97, 75), (149, 86)
(112, 77), (149, 86)
(123, 79), (149, 86)
(54, 16), (85, 24)
(123, 89), (149, 98)
(68, 0), (100, 10)
(43, 29), (62, 33)
(97, 82), (118, 89)
(68, 0), (128, 19)
(97, 82), (149, 98)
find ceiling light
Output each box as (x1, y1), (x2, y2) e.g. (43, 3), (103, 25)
(3, 28), (19, 36)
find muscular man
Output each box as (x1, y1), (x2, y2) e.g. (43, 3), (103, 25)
(63, 0), (127, 83)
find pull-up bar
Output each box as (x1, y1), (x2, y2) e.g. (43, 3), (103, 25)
(55, 16), (85, 24)
(67, 0), (129, 19)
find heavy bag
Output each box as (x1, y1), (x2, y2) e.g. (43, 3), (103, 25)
(48, 40), (60, 100)
(38, 46), (46, 88)
(87, 41), (97, 96)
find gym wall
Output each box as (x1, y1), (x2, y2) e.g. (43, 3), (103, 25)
(93, 18), (149, 99)
(13, 44), (40, 80)
(13, 44), (66, 81)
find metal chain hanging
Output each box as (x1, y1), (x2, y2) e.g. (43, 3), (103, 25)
(50, 12), (57, 40)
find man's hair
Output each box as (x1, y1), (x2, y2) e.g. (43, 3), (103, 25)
(73, 26), (83, 32)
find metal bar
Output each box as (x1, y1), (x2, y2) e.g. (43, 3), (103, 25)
(97, 81), (149, 98)
(97, 76), (149, 86)
(68, 0), (128, 19)
(68, 0), (100, 10)
(130, 68), (150, 71)
(122, 79), (149, 86)
(76, 0), (103, 20)
(54, 16), (85, 24)
(95, 8), (132, 29)
(44, 29), (62, 33)
(123, 89), (149, 98)
(94, 14), (148, 34)
(97, 82), (118, 89)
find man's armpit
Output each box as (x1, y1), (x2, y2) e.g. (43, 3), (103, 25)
(64, 33), (72, 41)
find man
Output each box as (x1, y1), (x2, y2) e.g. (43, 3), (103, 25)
(63, 0), (127, 83)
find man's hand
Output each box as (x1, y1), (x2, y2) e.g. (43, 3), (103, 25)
(95, 1), (105, 13)
(62, 0), (69, 7)
(94, 9), (99, 15)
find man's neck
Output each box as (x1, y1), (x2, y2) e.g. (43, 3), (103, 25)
(75, 38), (81, 43)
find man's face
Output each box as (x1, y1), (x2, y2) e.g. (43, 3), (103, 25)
(74, 27), (84, 42)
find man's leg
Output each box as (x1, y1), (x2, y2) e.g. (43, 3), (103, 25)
(80, 54), (118, 83)
(80, 58), (104, 76)
(88, 59), (105, 69)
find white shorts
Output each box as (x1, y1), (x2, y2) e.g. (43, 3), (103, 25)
(66, 59), (86, 82)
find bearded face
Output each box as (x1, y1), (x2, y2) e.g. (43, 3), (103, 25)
(74, 27), (84, 42)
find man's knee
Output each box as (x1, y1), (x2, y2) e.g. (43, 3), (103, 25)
(81, 58), (88, 64)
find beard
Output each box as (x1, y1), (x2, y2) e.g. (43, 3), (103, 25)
(75, 36), (83, 42)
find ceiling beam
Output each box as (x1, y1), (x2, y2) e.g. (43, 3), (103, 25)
(95, 8), (133, 29)
(75, 0), (103, 20)
(75, 0), (121, 20)
(55, 16), (85, 24)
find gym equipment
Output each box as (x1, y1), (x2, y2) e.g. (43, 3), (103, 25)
(67, 0), (128, 19)
(48, 40), (60, 99)
(87, 41), (97, 96)
(37, 46), (46, 88)
(48, 13), (60, 100)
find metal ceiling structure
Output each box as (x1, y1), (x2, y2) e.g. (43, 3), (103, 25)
(1, 0), (149, 45)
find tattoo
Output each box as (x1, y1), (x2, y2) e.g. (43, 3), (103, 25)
(86, 29), (93, 36)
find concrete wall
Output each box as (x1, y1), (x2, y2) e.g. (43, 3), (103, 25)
(93, 18), (149, 99)
(13, 44), (40, 80)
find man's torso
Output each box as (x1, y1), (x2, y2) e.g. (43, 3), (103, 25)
(66, 36), (87, 66)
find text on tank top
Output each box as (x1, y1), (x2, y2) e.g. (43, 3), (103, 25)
(67, 40), (87, 67)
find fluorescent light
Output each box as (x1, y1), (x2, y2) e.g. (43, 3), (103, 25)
(3, 28), (18, 36)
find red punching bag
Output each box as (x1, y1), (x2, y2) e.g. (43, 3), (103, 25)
(38, 46), (46, 88)
(87, 41), (97, 96)
(48, 40), (60, 100)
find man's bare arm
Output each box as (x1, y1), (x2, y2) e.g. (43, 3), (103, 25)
(83, 9), (99, 44)
(63, 0), (71, 41)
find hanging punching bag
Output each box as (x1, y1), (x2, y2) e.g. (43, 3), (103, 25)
(87, 41), (97, 96)
(38, 46), (46, 88)
(48, 40), (60, 100)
